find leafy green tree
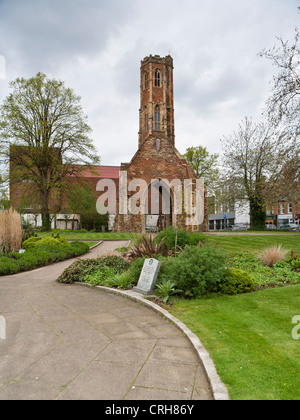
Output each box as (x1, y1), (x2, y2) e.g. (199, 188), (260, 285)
(183, 145), (220, 198)
(67, 185), (108, 231)
(0, 72), (100, 230)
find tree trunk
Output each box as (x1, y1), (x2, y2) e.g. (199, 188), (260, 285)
(41, 187), (51, 231)
(249, 197), (266, 229)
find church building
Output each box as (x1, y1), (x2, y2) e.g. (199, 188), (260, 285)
(9, 55), (208, 233)
(113, 55), (208, 233)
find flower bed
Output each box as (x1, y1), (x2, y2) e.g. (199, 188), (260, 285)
(0, 239), (89, 275)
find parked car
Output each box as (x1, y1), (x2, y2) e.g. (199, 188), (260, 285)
(279, 224), (300, 231)
(266, 224), (277, 229)
(231, 225), (248, 231)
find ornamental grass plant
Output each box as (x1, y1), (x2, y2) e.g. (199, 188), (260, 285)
(260, 245), (289, 267)
(0, 208), (22, 254)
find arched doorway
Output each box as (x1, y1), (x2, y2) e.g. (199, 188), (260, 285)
(143, 179), (174, 232)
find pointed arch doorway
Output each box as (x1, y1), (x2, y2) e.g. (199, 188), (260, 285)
(143, 179), (173, 233)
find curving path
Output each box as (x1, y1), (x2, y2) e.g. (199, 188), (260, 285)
(0, 241), (213, 400)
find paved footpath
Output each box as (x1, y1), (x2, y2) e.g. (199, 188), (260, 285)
(0, 241), (213, 400)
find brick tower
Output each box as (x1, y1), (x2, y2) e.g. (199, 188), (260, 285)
(138, 55), (175, 148)
(113, 55), (208, 233)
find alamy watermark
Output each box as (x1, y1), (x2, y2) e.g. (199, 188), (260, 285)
(0, 315), (6, 340)
(95, 172), (205, 226)
(0, 55), (6, 80)
(292, 315), (300, 340)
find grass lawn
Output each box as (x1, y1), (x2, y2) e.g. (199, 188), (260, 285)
(37, 231), (300, 253)
(171, 285), (300, 400)
(37, 231), (139, 240)
(207, 234), (300, 253)
(86, 241), (102, 248)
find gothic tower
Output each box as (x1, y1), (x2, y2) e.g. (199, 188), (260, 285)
(138, 55), (175, 148)
(113, 54), (208, 233)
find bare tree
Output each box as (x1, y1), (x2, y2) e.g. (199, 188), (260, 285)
(221, 117), (283, 229)
(259, 28), (300, 201)
(260, 28), (300, 133)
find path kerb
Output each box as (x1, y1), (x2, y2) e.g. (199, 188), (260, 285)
(76, 282), (230, 401)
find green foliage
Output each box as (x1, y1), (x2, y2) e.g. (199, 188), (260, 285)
(155, 279), (183, 303)
(99, 255), (130, 273)
(22, 234), (70, 250)
(127, 234), (171, 259)
(156, 226), (206, 251)
(286, 251), (300, 272)
(83, 266), (116, 286)
(219, 267), (255, 295)
(291, 258), (300, 272)
(21, 222), (37, 243)
(0, 241), (89, 275)
(126, 257), (146, 283)
(57, 255), (130, 284)
(158, 244), (229, 298)
(67, 186), (109, 232)
(273, 261), (300, 284)
(229, 249), (300, 288)
(105, 271), (136, 289)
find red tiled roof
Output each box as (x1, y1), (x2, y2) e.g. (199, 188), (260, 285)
(68, 165), (120, 179)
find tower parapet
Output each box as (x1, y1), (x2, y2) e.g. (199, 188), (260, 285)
(138, 54), (175, 148)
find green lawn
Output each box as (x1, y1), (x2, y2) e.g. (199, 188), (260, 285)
(206, 234), (300, 253)
(171, 285), (300, 400)
(37, 231), (139, 240)
(37, 231), (300, 253)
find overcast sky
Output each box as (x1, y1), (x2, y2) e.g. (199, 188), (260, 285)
(0, 0), (299, 166)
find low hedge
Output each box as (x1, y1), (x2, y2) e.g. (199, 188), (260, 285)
(218, 267), (255, 295)
(22, 236), (70, 249)
(57, 255), (130, 284)
(0, 241), (89, 276)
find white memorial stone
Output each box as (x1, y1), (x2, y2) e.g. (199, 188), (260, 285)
(133, 258), (161, 295)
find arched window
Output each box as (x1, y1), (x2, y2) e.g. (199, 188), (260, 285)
(154, 69), (161, 87)
(144, 71), (149, 89)
(144, 113), (149, 132)
(154, 106), (160, 130)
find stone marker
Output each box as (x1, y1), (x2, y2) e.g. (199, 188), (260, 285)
(133, 258), (161, 295)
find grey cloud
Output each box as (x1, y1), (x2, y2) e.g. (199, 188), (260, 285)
(0, 0), (136, 74)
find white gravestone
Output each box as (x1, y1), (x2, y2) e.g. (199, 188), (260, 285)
(133, 258), (161, 295)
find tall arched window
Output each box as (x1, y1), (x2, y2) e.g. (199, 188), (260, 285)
(154, 69), (161, 87)
(154, 106), (160, 130)
(144, 113), (149, 132)
(144, 71), (149, 89)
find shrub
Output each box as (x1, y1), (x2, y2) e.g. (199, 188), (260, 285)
(0, 208), (22, 254)
(126, 234), (171, 260)
(0, 256), (20, 275)
(83, 266), (116, 286)
(286, 251), (300, 272)
(57, 255), (129, 284)
(22, 236), (70, 250)
(0, 240), (89, 276)
(127, 257), (146, 283)
(21, 222), (37, 243)
(291, 258), (300, 272)
(105, 271), (136, 289)
(98, 255), (130, 273)
(154, 279), (183, 303)
(260, 245), (289, 267)
(219, 268), (255, 295)
(158, 244), (229, 298)
(273, 261), (300, 284)
(22, 236), (41, 249)
(156, 226), (206, 251)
